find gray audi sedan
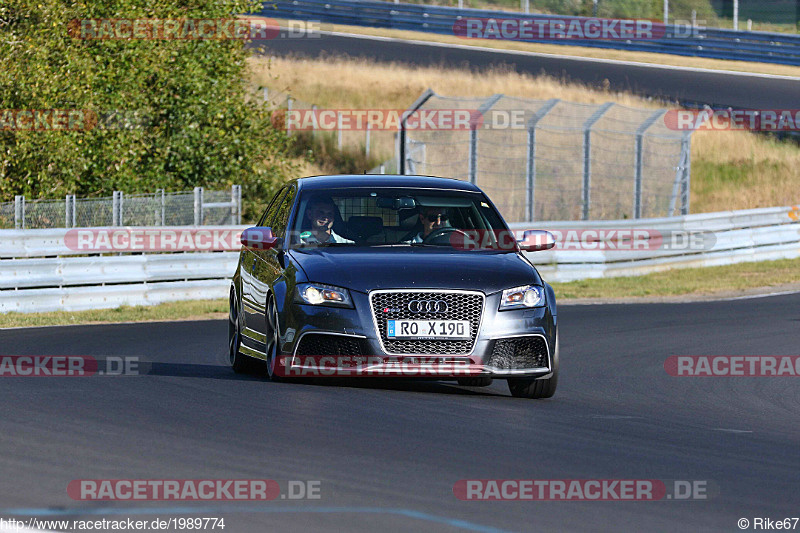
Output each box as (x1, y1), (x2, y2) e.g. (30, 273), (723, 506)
(229, 175), (559, 399)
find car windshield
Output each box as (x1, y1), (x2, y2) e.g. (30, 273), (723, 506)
(289, 187), (512, 250)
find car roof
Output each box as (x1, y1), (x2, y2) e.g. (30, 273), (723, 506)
(292, 175), (483, 193)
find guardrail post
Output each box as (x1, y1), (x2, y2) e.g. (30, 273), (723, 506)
(400, 89), (435, 175)
(194, 187), (204, 225)
(582, 102), (613, 220)
(14, 195), (24, 230)
(634, 110), (666, 219)
(469, 93), (504, 185)
(526, 99), (560, 222)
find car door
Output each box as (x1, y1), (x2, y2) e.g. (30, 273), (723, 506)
(248, 185), (297, 340)
(242, 187), (286, 335)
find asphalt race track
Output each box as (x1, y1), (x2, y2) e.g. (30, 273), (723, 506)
(255, 32), (800, 109)
(1, 292), (799, 532)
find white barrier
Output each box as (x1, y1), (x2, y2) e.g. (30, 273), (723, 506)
(0, 205), (797, 313)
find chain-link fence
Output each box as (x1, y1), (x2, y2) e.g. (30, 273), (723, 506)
(0, 186), (242, 229)
(400, 91), (691, 222)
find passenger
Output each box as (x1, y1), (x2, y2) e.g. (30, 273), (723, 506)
(300, 197), (354, 244)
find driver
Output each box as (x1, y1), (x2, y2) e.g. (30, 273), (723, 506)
(300, 197), (354, 244)
(408, 207), (451, 243)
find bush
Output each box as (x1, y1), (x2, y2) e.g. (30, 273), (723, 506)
(0, 0), (293, 216)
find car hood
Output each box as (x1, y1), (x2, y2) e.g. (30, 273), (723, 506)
(289, 247), (542, 294)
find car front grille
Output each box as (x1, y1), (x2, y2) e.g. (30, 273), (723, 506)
(295, 333), (365, 356)
(370, 290), (484, 355)
(487, 336), (549, 370)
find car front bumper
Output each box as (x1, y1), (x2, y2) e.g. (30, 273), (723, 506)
(280, 289), (557, 379)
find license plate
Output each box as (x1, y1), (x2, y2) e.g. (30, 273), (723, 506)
(387, 320), (470, 339)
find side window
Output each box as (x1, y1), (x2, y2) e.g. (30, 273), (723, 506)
(269, 186), (297, 241)
(257, 187), (287, 227)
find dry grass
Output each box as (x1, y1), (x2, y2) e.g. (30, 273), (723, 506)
(249, 55), (800, 212)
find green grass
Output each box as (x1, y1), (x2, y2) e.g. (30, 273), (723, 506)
(0, 299), (227, 329)
(551, 257), (800, 299)
(2, 257), (800, 328)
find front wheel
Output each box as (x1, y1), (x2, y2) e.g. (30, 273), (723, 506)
(265, 296), (283, 381)
(507, 333), (559, 399)
(229, 289), (252, 373)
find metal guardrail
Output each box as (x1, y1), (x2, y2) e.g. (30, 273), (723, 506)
(0, 206), (797, 313)
(266, 0), (800, 66)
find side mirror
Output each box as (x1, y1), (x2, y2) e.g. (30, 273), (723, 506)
(518, 230), (556, 252)
(241, 227), (279, 250)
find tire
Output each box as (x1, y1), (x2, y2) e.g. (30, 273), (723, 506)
(229, 288), (252, 374)
(507, 333), (559, 399)
(457, 377), (493, 387)
(265, 296), (284, 381)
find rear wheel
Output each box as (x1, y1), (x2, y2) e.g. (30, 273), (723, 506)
(507, 333), (559, 399)
(229, 289), (251, 373)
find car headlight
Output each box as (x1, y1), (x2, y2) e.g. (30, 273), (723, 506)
(499, 285), (545, 310)
(295, 283), (353, 308)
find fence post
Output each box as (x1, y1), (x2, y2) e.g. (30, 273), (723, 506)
(526, 99), (559, 222)
(380, 163), (385, 174)
(286, 97), (293, 137)
(231, 184), (242, 225)
(680, 132), (692, 215)
(14, 195), (24, 230)
(469, 93), (504, 185)
(365, 122), (371, 157)
(159, 189), (166, 226)
(337, 111), (343, 150)
(311, 104), (318, 138)
(634, 110), (666, 219)
(194, 187), (204, 225)
(663, 0), (668, 23)
(262, 87), (269, 105)
(582, 102), (613, 221)
(112, 191), (123, 227)
(400, 89), (435, 175)
(65, 195), (71, 228)
(522, 0), (529, 13)
(733, 0), (739, 30)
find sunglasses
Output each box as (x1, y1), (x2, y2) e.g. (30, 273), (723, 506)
(422, 212), (449, 221)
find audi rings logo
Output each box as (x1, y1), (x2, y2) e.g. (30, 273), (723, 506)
(408, 300), (449, 314)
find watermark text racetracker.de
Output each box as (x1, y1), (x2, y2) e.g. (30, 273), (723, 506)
(0, 356), (139, 377)
(64, 227), (242, 252)
(665, 109), (800, 132)
(448, 228), (714, 251)
(68, 479), (321, 501)
(68, 18), (322, 40)
(665, 356), (800, 377)
(453, 17), (705, 41)
(453, 479), (712, 500)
